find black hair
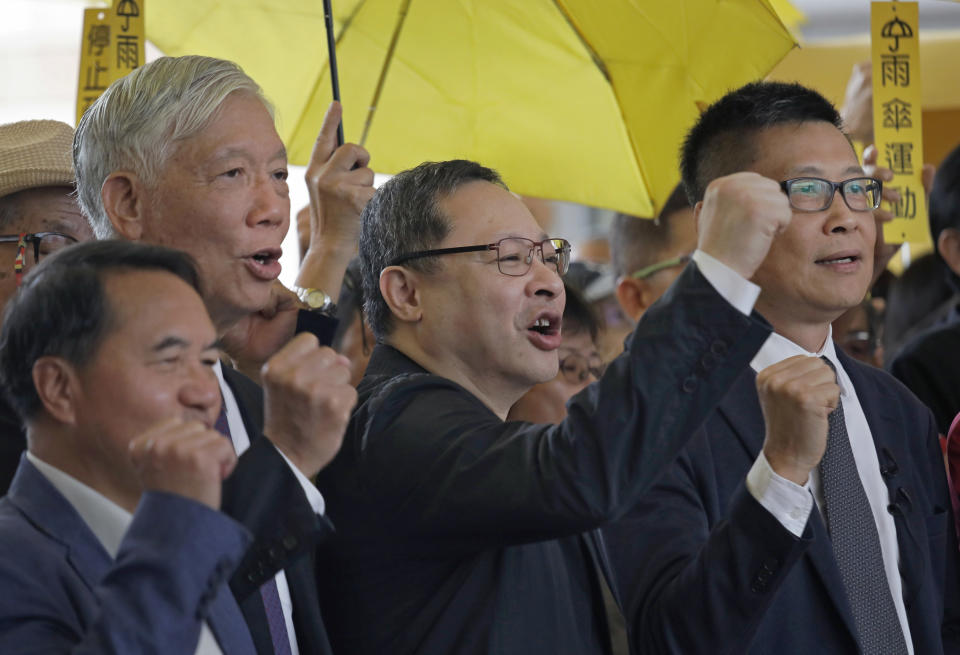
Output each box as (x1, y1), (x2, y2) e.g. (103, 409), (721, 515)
(0, 239), (201, 420)
(681, 81), (844, 205)
(929, 142), (960, 291)
(562, 283), (601, 344)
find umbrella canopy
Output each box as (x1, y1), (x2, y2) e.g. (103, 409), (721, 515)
(149, 0), (796, 216)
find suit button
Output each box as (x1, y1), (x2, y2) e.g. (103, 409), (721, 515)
(682, 376), (697, 393)
(700, 353), (717, 370)
(710, 340), (727, 355)
(283, 534), (299, 551)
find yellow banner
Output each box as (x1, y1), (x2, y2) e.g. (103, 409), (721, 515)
(76, 8), (115, 124)
(112, 0), (145, 81)
(75, 1), (145, 125)
(871, 1), (928, 244)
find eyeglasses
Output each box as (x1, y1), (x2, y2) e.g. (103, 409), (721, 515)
(558, 351), (605, 384)
(0, 232), (79, 265)
(630, 252), (693, 280)
(779, 177), (883, 213)
(389, 237), (571, 277)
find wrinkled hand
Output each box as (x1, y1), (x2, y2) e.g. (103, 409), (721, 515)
(695, 172), (793, 280)
(303, 101), (375, 254)
(757, 355), (840, 485)
(261, 332), (357, 477)
(129, 418), (237, 510)
(840, 61), (873, 145)
(220, 282), (303, 382)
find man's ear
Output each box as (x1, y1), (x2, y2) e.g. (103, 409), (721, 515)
(692, 200), (704, 237)
(31, 357), (81, 426)
(615, 276), (651, 322)
(100, 171), (147, 241)
(938, 228), (960, 277)
(379, 266), (423, 325)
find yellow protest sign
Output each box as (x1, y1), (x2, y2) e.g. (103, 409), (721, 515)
(112, 0), (145, 80)
(872, 1), (928, 244)
(75, 1), (146, 125)
(76, 8), (114, 124)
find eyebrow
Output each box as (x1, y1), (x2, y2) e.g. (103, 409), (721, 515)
(209, 146), (288, 164)
(151, 337), (222, 352)
(789, 165), (865, 177)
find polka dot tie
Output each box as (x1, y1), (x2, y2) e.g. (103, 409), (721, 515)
(818, 357), (908, 654)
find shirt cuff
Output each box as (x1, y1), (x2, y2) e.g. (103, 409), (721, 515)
(274, 446), (326, 516)
(745, 450), (813, 538)
(691, 249), (761, 316)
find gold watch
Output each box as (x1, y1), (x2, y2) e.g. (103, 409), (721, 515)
(294, 286), (337, 314)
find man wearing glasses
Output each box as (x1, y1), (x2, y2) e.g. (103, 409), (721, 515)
(603, 81), (960, 654)
(313, 158), (787, 654)
(611, 183), (698, 323)
(0, 120), (93, 494)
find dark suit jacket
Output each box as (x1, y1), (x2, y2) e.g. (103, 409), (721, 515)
(314, 264), (772, 655)
(889, 317), (960, 435)
(604, 350), (960, 654)
(220, 364), (335, 655)
(0, 392), (24, 495)
(0, 457), (257, 654)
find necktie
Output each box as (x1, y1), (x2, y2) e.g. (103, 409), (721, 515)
(214, 398), (294, 655)
(817, 357), (909, 654)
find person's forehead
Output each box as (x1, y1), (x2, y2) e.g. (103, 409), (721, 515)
(440, 180), (546, 241)
(748, 121), (862, 179)
(12, 186), (90, 234)
(102, 269), (211, 339)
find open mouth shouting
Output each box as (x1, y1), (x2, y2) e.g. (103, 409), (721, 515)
(244, 248), (283, 281)
(526, 312), (562, 350)
(814, 250), (862, 273)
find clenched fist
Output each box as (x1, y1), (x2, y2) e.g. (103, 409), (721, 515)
(129, 417), (237, 510)
(756, 355), (840, 485)
(261, 332), (358, 477)
(695, 172), (793, 280)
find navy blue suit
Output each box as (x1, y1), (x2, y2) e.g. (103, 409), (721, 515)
(0, 457), (257, 654)
(603, 350), (960, 654)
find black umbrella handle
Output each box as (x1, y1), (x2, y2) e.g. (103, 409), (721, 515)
(323, 0), (345, 146)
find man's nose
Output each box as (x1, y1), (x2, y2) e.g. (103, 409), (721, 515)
(247, 173), (290, 229)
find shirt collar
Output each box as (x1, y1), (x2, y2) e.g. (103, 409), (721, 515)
(26, 451), (132, 558)
(749, 327), (850, 397)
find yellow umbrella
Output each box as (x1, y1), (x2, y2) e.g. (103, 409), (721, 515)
(149, 1), (796, 215)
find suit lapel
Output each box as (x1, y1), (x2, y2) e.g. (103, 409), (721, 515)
(840, 352), (926, 610)
(7, 459), (113, 591)
(716, 367), (861, 645)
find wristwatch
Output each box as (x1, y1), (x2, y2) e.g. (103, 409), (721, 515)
(294, 286), (337, 315)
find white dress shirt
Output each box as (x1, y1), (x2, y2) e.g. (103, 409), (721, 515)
(214, 361), (327, 655)
(744, 330), (913, 652)
(26, 452), (224, 655)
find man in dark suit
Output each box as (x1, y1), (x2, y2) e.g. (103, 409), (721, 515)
(889, 143), (960, 434)
(312, 157), (797, 654)
(602, 81), (960, 654)
(73, 55), (362, 655)
(0, 240), (257, 654)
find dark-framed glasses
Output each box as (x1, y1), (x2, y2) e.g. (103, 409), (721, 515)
(389, 237), (572, 277)
(630, 252), (693, 280)
(558, 351), (605, 384)
(0, 232), (79, 265)
(779, 177), (883, 213)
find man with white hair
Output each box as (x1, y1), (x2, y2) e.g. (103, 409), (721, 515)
(74, 55), (362, 655)
(0, 119), (93, 493)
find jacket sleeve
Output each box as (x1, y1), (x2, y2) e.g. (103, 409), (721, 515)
(0, 492), (251, 655)
(342, 263), (771, 547)
(601, 431), (812, 654)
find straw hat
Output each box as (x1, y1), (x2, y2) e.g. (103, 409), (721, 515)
(0, 120), (75, 201)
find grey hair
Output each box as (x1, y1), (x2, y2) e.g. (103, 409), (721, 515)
(73, 55), (272, 239)
(359, 159), (506, 341)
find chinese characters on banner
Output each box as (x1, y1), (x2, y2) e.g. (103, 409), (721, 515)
(871, 1), (928, 244)
(76, 0), (146, 125)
